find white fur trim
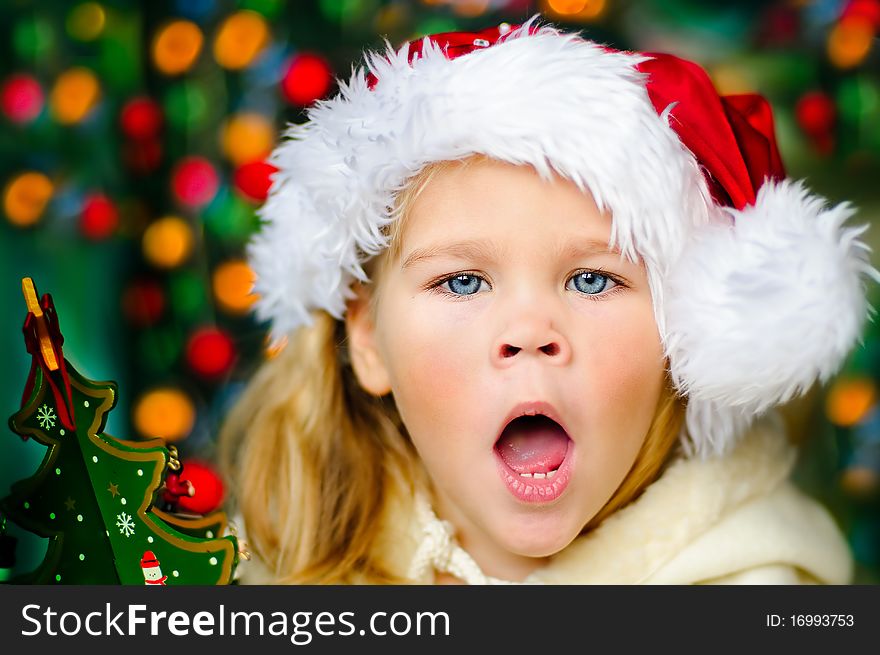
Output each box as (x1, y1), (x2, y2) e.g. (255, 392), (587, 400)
(248, 17), (709, 343)
(665, 180), (879, 457)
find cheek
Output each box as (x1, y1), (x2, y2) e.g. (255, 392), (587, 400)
(579, 300), (665, 425)
(377, 294), (485, 423)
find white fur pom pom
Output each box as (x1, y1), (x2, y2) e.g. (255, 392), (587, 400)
(664, 179), (878, 458)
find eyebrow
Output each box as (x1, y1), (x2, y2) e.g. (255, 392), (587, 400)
(401, 238), (620, 270)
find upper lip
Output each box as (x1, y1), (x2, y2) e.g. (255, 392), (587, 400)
(495, 400), (571, 445)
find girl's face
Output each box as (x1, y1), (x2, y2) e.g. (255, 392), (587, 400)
(346, 158), (666, 581)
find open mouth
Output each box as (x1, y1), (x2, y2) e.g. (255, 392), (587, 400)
(494, 411), (574, 504)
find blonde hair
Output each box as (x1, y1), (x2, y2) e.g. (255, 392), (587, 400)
(219, 155), (686, 584)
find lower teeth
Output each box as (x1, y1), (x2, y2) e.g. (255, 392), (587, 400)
(519, 469), (557, 479)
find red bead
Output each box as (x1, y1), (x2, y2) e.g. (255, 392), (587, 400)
(175, 460), (225, 515)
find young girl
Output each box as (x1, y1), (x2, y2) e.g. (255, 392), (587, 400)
(219, 17), (876, 584)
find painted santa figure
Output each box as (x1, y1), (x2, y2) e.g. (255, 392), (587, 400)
(141, 551), (168, 586)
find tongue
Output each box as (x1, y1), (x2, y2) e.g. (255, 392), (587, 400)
(496, 415), (570, 474)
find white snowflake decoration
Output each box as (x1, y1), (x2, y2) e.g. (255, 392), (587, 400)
(36, 404), (57, 430)
(116, 512), (136, 538)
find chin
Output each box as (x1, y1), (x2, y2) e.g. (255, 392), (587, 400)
(491, 513), (582, 559)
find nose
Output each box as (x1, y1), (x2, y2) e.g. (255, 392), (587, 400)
(492, 314), (572, 367)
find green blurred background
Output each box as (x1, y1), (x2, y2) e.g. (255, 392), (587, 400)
(2, 0), (880, 582)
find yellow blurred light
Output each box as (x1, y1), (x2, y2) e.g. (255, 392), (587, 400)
(840, 466), (879, 497)
(221, 113), (274, 165)
(213, 10), (270, 70)
(452, 0), (491, 17)
(828, 16), (874, 69)
(710, 65), (754, 95)
(152, 20), (203, 75)
(544, 0), (606, 19)
(50, 67), (100, 124)
(213, 259), (257, 315)
(67, 2), (106, 41)
(826, 378), (876, 426)
(3, 172), (53, 227)
(142, 216), (194, 269)
(133, 387), (195, 441)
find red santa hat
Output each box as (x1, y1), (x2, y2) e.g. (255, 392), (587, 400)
(247, 16), (878, 458)
(141, 551), (160, 569)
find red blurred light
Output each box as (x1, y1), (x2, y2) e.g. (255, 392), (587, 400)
(795, 91), (836, 136)
(1, 74), (44, 124)
(281, 53), (333, 107)
(122, 279), (166, 326)
(80, 193), (119, 240)
(120, 96), (163, 139)
(123, 138), (163, 174)
(233, 160), (277, 202)
(185, 326), (236, 378)
(171, 156), (219, 208)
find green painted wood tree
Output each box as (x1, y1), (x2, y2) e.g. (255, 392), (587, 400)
(0, 278), (238, 584)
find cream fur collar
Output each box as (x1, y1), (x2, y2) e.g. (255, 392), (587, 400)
(377, 413), (847, 584)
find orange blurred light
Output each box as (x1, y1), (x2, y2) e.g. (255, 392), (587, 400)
(213, 259), (257, 315)
(828, 16), (874, 69)
(142, 216), (194, 269)
(826, 378), (876, 426)
(50, 67), (100, 124)
(452, 0), (491, 18)
(152, 20), (203, 75)
(3, 172), (53, 227)
(213, 10), (270, 70)
(133, 387), (196, 441)
(544, 0), (606, 19)
(221, 113), (274, 165)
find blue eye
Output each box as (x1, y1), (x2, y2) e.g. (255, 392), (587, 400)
(567, 271), (617, 295)
(441, 274), (487, 296)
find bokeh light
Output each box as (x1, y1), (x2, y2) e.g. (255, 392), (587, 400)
(120, 97), (164, 140)
(164, 81), (210, 131)
(171, 156), (219, 208)
(232, 160), (276, 202)
(828, 16), (875, 69)
(152, 20), (203, 75)
(3, 172), (53, 227)
(544, 0), (606, 20)
(281, 53), (333, 107)
(133, 387), (196, 442)
(66, 2), (106, 42)
(79, 193), (119, 240)
(213, 10), (270, 70)
(213, 260), (257, 315)
(186, 327), (236, 379)
(221, 113), (274, 165)
(142, 215), (194, 269)
(121, 279), (166, 326)
(1, 74), (44, 124)
(50, 67), (100, 124)
(826, 378), (876, 427)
